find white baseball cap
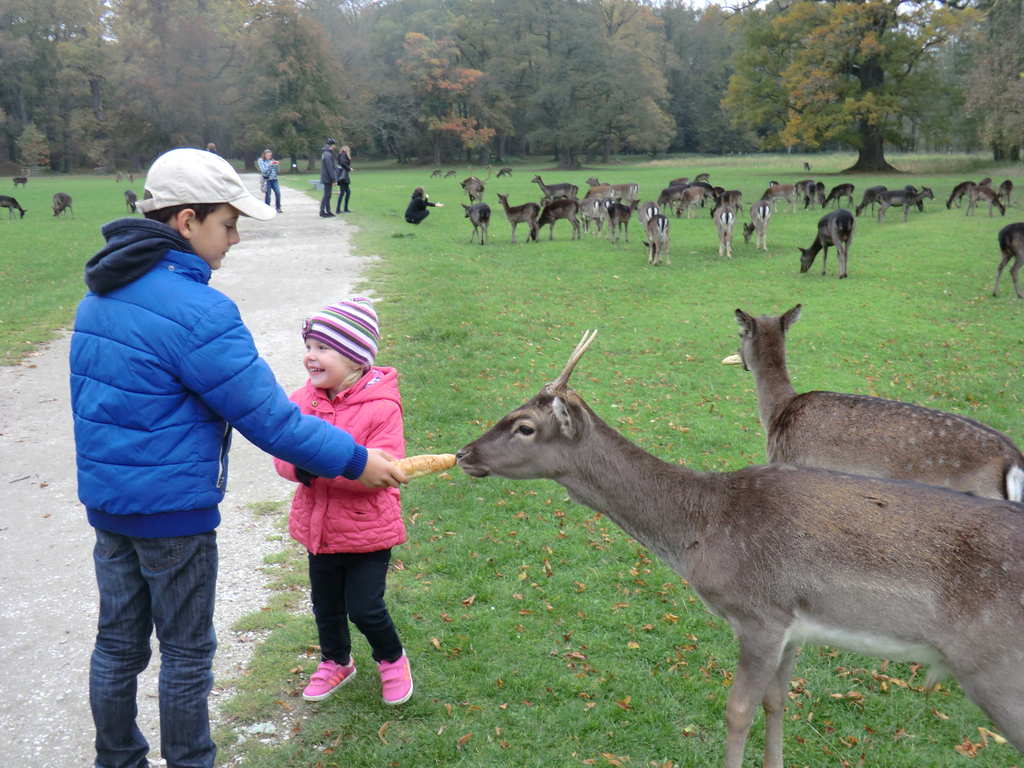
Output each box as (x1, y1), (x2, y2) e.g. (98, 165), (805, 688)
(136, 147), (276, 220)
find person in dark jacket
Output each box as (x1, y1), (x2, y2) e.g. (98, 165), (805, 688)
(404, 187), (444, 224)
(335, 144), (352, 213)
(319, 138), (338, 217)
(70, 147), (407, 768)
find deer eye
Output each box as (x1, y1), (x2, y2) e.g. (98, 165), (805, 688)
(515, 424), (535, 436)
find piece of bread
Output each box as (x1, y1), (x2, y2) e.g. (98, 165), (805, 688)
(393, 453), (457, 479)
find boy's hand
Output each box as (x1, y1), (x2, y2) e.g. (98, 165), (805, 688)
(357, 448), (408, 488)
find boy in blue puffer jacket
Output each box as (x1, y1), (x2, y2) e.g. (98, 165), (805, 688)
(70, 147), (407, 768)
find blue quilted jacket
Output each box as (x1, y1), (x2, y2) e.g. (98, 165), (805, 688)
(70, 218), (368, 537)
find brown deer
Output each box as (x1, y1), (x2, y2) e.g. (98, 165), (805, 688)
(635, 200), (660, 227)
(713, 204), (737, 258)
(876, 186), (933, 222)
(430, 169), (442, 178)
(124, 189), (138, 213)
(854, 185), (887, 216)
(822, 183), (855, 208)
(741, 198), (772, 251)
(495, 193), (539, 244)
(457, 331), (1024, 768)
(642, 213), (670, 266)
(993, 222), (1024, 299)
(496, 167), (512, 177)
(998, 179), (1013, 207)
(729, 305), (1024, 500)
(52, 192), (73, 217)
(966, 184), (1006, 217)
(585, 177), (639, 204)
(946, 180), (974, 209)
(12, 176), (27, 187)
(443, 169), (456, 178)
(461, 202), (490, 245)
(578, 197), (608, 235)
(761, 182), (797, 213)
(0, 195), (27, 218)
(536, 198), (580, 240)
(531, 175), (578, 204)
(460, 176), (485, 203)
(798, 209), (854, 278)
(604, 199), (637, 243)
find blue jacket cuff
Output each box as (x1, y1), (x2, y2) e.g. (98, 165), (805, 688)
(341, 444), (368, 480)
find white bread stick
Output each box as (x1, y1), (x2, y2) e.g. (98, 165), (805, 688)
(393, 453), (457, 479)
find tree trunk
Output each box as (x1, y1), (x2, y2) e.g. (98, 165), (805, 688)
(843, 57), (897, 172)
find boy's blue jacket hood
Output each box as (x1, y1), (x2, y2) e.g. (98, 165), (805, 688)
(85, 218), (193, 294)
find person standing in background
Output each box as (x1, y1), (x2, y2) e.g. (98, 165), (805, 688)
(257, 148), (283, 214)
(319, 139), (338, 218)
(335, 145), (352, 214)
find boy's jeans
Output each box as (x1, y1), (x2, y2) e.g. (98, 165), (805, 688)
(90, 529), (218, 768)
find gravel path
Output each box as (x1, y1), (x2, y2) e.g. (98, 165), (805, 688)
(0, 176), (369, 767)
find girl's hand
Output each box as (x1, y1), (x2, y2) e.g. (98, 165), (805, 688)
(357, 448), (408, 488)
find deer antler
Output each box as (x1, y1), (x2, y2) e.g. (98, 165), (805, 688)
(547, 330), (598, 392)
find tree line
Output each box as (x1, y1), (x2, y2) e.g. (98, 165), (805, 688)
(1, 0), (1021, 173)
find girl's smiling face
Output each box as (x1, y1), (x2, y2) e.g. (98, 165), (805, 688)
(304, 339), (364, 399)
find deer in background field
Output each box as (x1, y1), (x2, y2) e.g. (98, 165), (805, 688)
(12, 176), (27, 187)
(537, 198), (580, 240)
(728, 304), (1024, 500)
(460, 176), (485, 203)
(713, 204), (736, 258)
(854, 185), (887, 216)
(966, 184), (1006, 217)
(642, 213), (670, 266)
(578, 197), (609, 235)
(497, 167), (512, 177)
(457, 330), (1024, 768)
(430, 169), (442, 178)
(946, 180), (974, 209)
(461, 202), (491, 245)
(636, 200), (660, 227)
(993, 222), (1024, 299)
(799, 209), (854, 278)
(998, 179), (1013, 207)
(742, 199), (772, 251)
(604, 199), (638, 243)
(876, 186), (933, 222)
(531, 175), (578, 204)
(0, 195), (26, 218)
(444, 169), (456, 178)
(52, 192), (73, 217)
(495, 193), (539, 244)
(762, 182), (797, 213)
(822, 183), (855, 208)
(124, 189), (137, 213)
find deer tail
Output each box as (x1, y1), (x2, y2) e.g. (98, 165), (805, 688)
(1007, 464), (1024, 502)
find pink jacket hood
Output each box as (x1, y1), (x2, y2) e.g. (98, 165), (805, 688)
(275, 366), (406, 554)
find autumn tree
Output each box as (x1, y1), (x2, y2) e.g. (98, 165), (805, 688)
(965, 0), (1024, 160)
(725, 0), (977, 171)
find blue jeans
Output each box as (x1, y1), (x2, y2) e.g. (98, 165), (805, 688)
(90, 529), (218, 768)
(263, 178), (280, 211)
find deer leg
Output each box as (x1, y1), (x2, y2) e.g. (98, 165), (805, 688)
(510, 222), (517, 244)
(838, 243), (848, 279)
(725, 632), (790, 768)
(821, 244), (829, 276)
(1011, 256), (1023, 298)
(761, 643), (799, 768)
(993, 253), (1012, 296)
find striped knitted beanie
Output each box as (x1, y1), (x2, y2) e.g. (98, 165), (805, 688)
(302, 297), (380, 367)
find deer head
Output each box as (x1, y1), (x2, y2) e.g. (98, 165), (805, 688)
(457, 330), (598, 480)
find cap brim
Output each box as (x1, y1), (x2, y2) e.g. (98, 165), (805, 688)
(230, 193), (277, 221)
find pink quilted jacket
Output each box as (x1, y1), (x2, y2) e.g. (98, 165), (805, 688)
(274, 367), (406, 554)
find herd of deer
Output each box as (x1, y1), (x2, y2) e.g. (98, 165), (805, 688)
(456, 316), (1024, 767)
(438, 169), (1022, 295)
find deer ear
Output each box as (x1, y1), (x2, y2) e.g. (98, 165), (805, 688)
(552, 396), (577, 439)
(735, 309), (755, 334)
(781, 304), (802, 332)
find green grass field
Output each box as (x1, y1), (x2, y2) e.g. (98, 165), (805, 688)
(4, 154), (1021, 767)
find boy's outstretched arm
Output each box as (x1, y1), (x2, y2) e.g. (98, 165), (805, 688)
(359, 448), (408, 488)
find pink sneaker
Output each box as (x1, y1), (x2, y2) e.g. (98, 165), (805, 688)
(378, 652), (413, 705)
(302, 658), (356, 701)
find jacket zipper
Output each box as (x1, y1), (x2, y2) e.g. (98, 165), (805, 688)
(216, 423), (232, 488)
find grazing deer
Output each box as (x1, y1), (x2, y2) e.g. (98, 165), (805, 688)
(794, 179), (816, 208)
(678, 185), (709, 218)
(430, 168), (442, 178)
(460, 176), (485, 203)
(495, 193), (539, 244)
(443, 169), (456, 178)
(713, 189), (743, 213)
(993, 222), (1024, 299)
(604, 199), (638, 243)
(12, 176), (27, 187)
(798, 209), (854, 278)
(52, 192), (73, 217)
(585, 178), (639, 204)
(578, 197), (609, 235)
(693, 172), (710, 183)
(822, 183), (854, 208)
(730, 304), (1024, 499)
(496, 167), (512, 177)
(531, 175), (578, 204)
(668, 176), (689, 187)
(124, 189), (137, 213)
(854, 185), (887, 216)
(876, 186), (933, 223)
(656, 185), (688, 216)
(966, 184), (1006, 217)
(636, 200), (660, 226)
(457, 331), (1024, 768)
(761, 182), (797, 213)
(741, 199), (772, 251)
(537, 198), (580, 240)
(713, 204), (737, 259)
(998, 179), (1013, 207)
(115, 172), (123, 183)
(803, 161), (811, 171)
(946, 180), (974, 209)
(642, 213), (670, 266)
(461, 202), (491, 245)
(0, 195), (27, 218)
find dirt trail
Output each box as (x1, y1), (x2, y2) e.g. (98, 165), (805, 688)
(0, 177), (369, 767)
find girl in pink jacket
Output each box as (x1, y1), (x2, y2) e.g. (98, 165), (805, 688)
(274, 297), (413, 705)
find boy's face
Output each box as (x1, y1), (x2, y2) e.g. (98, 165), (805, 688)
(179, 204), (241, 270)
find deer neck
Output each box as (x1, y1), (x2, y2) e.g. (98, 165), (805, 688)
(555, 414), (715, 570)
(750, 344), (797, 433)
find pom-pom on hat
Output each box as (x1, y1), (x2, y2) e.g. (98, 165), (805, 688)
(302, 297), (380, 367)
